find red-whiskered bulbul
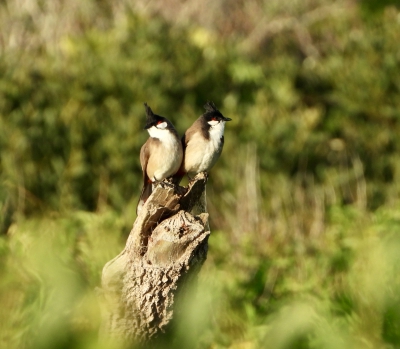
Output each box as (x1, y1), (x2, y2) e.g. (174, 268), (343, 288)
(179, 101), (231, 179)
(137, 103), (183, 214)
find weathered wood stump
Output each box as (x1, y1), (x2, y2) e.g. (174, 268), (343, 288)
(99, 173), (210, 345)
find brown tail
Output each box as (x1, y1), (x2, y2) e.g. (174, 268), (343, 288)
(136, 181), (153, 215)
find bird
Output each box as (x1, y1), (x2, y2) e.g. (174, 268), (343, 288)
(178, 101), (231, 180)
(137, 103), (183, 214)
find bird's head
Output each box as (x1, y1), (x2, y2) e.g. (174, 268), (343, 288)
(143, 103), (171, 130)
(203, 101), (232, 126)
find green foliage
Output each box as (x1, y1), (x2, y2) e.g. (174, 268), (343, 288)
(0, 211), (125, 349)
(2, 204), (400, 349)
(1, 2), (400, 215)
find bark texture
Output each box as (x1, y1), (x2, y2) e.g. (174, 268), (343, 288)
(99, 173), (209, 344)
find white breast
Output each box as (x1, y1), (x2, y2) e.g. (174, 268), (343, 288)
(184, 121), (226, 175)
(148, 125), (171, 139)
(147, 126), (183, 181)
(209, 121), (225, 143)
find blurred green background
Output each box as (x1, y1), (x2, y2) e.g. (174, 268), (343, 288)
(1, 0), (400, 348)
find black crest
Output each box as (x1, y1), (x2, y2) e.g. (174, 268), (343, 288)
(143, 102), (162, 129)
(203, 101), (219, 113)
(203, 101), (223, 119)
(144, 102), (156, 121)
(202, 101), (231, 122)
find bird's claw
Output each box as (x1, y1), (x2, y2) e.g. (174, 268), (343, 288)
(201, 171), (209, 181)
(154, 178), (175, 189)
(189, 171), (208, 183)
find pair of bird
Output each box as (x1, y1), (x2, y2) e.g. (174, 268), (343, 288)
(137, 101), (231, 214)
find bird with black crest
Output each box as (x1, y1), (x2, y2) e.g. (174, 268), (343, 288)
(177, 101), (231, 181)
(137, 103), (183, 214)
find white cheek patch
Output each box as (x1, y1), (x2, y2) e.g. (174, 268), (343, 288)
(148, 126), (160, 137)
(207, 120), (219, 126)
(156, 122), (168, 129)
(148, 124), (171, 140)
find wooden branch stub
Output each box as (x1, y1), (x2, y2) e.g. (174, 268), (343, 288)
(145, 210), (209, 267)
(179, 174), (207, 212)
(100, 173), (210, 344)
(126, 186), (180, 257)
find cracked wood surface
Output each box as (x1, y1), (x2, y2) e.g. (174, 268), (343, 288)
(100, 173), (209, 344)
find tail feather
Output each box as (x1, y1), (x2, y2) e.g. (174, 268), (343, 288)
(136, 181), (153, 215)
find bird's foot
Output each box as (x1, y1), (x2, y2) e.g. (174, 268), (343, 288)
(154, 177), (175, 189)
(189, 172), (208, 183)
(200, 171), (209, 181)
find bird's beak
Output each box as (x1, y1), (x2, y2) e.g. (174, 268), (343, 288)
(143, 123), (152, 129)
(224, 117), (232, 121)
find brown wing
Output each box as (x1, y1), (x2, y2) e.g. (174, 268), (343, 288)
(175, 122), (199, 183)
(182, 117), (204, 148)
(137, 140), (151, 215)
(181, 128), (192, 149)
(140, 140), (150, 183)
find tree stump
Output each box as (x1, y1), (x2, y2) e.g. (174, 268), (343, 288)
(99, 173), (210, 345)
